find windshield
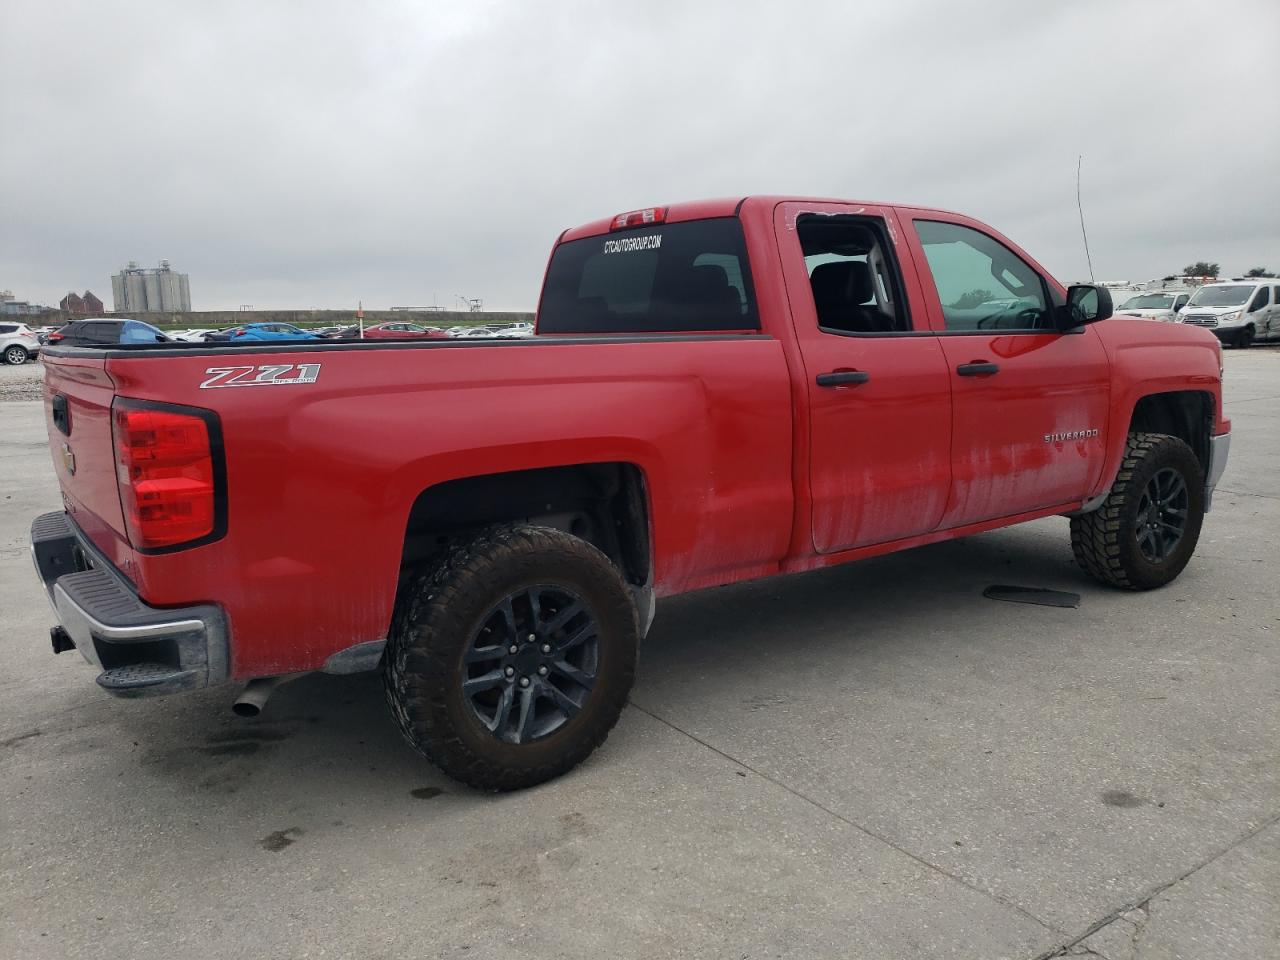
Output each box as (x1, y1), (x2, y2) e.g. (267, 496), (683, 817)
(1120, 294), (1175, 309)
(1187, 285), (1253, 307)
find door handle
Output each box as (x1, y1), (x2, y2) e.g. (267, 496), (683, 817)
(816, 370), (871, 387)
(956, 362), (999, 377)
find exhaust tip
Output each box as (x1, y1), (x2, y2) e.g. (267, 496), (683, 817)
(231, 701), (261, 719)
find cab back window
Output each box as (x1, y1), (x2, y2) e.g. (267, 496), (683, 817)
(538, 218), (758, 334)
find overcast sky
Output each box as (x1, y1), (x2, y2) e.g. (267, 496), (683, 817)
(3, 0), (1277, 312)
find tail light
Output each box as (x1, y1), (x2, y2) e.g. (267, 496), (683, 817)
(112, 400), (225, 551)
(48, 331), (64, 343)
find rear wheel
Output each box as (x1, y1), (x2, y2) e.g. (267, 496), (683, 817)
(1070, 432), (1205, 590)
(383, 524), (638, 791)
(3, 345), (28, 365)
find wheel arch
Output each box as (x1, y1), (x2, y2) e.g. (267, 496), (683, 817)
(397, 462), (654, 629)
(1127, 390), (1215, 474)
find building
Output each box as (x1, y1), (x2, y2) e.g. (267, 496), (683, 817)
(0, 290), (48, 317)
(111, 260), (191, 312)
(58, 290), (104, 315)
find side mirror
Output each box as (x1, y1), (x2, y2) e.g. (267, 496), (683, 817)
(1060, 284), (1113, 328)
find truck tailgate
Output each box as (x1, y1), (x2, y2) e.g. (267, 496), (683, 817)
(41, 353), (132, 561)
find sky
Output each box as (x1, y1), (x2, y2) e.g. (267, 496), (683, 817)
(2, 0), (1278, 312)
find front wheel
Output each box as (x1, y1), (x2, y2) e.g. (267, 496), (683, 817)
(1070, 432), (1205, 590)
(3, 345), (29, 365)
(1236, 325), (1255, 348)
(383, 524), (638, 791)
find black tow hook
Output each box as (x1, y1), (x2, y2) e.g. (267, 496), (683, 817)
(50, 627), (76, 655)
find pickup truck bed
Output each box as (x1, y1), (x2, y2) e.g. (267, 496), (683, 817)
(33, 195), (1231, 789)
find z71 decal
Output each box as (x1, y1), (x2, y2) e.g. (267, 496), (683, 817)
(200, 363), (321, 389)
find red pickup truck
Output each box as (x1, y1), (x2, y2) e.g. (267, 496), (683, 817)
(32, 197), (1230, 790)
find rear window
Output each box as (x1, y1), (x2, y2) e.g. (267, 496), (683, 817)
(538, 217), (758, 334)
(0, 324), (16, 334)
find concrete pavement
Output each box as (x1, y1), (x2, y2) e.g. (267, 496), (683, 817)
(2, 350), (1276, 959)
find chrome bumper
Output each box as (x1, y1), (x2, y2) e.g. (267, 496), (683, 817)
(1205, 431), (1230, 511)
(30, 511), (229, 698)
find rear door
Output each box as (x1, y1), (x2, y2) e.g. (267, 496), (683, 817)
(774, 201), (952, 553)
(900, 211), (1110, 527)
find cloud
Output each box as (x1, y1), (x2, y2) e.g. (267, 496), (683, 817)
(2, 0), (1277, 310)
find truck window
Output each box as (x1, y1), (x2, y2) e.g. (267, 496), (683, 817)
(914, 220), (1052, 332)
(538, 218), (758, 334)
(797, 215), (912, 334)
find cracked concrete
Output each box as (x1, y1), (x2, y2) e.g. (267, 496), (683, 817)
(2, 349), (1278, 959)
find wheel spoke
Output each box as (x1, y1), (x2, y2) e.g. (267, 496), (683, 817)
(543, 600), (584, 634)
(462, 670), (506, 696)
(513, 686), (535, 743)
(554, 621), (596, 653)
(488, 683), (515, 734)
(551, 658), (595, 689)
(1157, 520), (1183, 535)
(525, 587), (545, 625)
(498, 597), (519, 642)
(542, 679), (581, 719)
(465, 643), (505, 664)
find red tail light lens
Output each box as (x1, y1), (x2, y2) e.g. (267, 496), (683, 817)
(112, 401), (224, 550)
(48, 332), (64, 342)
(610, 207), (667, 230)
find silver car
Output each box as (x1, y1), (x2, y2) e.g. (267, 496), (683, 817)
(0, 322), (41, 365)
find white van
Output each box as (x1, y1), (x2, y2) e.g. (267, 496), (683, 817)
(1179, 279), (1280, 347)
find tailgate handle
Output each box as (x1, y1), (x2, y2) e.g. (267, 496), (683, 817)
(51, 394), (71, 435)
(956, 362), (1000, 377)
(816, 370), (871, 387)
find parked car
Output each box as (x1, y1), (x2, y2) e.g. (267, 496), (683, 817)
(33, 195), (1229, 793)
(172, 328), (219, 342)
(203, 322), (321, 342)
(1178, 279), (1280, 347)
(312, 326), (347, 338)
(45, 318), (171, 347)
(358, 322), (450, 339)
(1115, 291), (1191, 322)
(0, 322), (41, 364)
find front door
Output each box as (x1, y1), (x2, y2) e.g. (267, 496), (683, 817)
(775, 202), (952, 554)
(901, 212), (1111, 528)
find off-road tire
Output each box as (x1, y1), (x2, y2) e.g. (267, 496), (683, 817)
(382, 524), (638, 791)
(1070, 432), (1205, 590)
(3, 345), (29, 365)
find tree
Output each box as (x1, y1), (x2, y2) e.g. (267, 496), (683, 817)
(1245, 267), (1274, 278)
(1182, 261), (1219, 277)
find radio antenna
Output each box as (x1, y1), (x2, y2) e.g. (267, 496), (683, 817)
(1077, 154), (1095, 282)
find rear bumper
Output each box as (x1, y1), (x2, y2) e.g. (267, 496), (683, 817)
(30, 511), (229, 698)
(1205, 431), (1231, 511)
